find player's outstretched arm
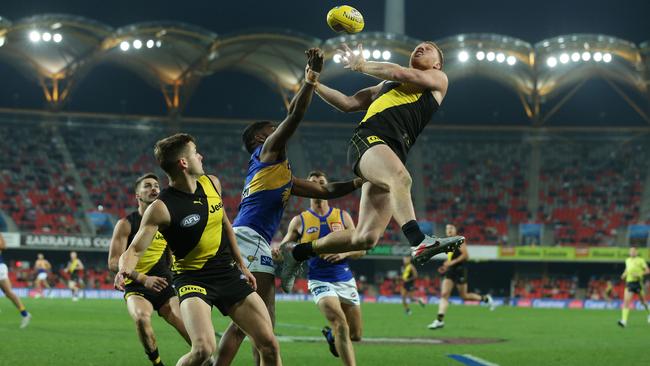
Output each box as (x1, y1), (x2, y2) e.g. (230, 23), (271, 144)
(116, 200), (168, 289)
(291, 177), (362, 199)
(0, 232), (5, 250)
(340, 44), (448, 93)
(315, 82), (382, 113)
(108, 218), (131, 273)
(261, 48), (322, 159)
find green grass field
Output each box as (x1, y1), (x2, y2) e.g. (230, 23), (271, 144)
(0, 298), (647, 365)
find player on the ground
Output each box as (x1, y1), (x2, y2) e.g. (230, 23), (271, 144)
(401, 256), (424, 315)
(116, 133), (281, 366)
(215, 49), (361, 366)
(279, 170), (364, 366)
(33, 253), (51, 298)
(428, 224), (494, 330)
(65, 251), (84, 301)
(617, 247), (650, 328)
(108, 173), (191, 366)
(0, 233), (31, 328)
(281, 42), (464, 292)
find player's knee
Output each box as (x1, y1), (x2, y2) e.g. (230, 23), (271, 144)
(349, 327), (362, 342)
(392, 168), (412, 189)
(256, 336), (280, 359)
(134, 312), (152, 328)
(353, 231), (380, 250)
(191, 341), (216, 362)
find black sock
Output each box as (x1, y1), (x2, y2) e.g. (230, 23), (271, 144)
(437, 313), (444, 322)
(292, 242), (317, 261)
(146, 348), (162, 365)
(402, 220), (425, 246)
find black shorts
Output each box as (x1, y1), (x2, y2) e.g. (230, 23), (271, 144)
(124, 281), (176, 312)
(626, 281), (644, 295)
(348, 127), (409, 177)
(444, 266), (468, 285)
(173, 265), (254, 316)
(403, 281), (415, 292)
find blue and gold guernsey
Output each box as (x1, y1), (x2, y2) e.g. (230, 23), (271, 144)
(233, 145), (293, 244)
(300, 207), (353, 283)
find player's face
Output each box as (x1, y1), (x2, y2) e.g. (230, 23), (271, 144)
(258, 124), (276, 143)
(37, 254), (44, 260)
(409, 43), (441, 70)
(446, 225), (456, 236)
(183, 142), (205, 176)
(630, 247), (638, 257)
(403, 256), (410, 264)
(309, 175), (327, 203)
(136, 178), (160, 204)
(70, 252), (77, 259)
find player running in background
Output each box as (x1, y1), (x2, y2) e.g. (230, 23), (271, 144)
(65, 251), (84, 301)
(618, 247), (650, 328)
(33, 253), (52, 298)
(279, 170), (364, 366)
(428, 224), (494, 330)
(0, 232), (31, 328)
(401, 256), (424, 315)
(109, 173), (190, 366)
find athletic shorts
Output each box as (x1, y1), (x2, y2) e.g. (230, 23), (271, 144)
(0, 263), (7, 281)
(234, 226), (276, 275)
(403, 280), (415, 292)
(36, 272), (48, 281)
(308, 278), (360, 306)
(173, 264), (254, 316)
(626, 281), (644, 295)
(348, 127), (409, 177)
(445, 266), (468, 285)
(124, 280), (176, 312)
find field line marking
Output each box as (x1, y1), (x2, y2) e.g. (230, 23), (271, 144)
(448, 354), (500, 366)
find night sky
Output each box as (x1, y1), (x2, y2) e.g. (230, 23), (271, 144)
(1, 0), (648, 125)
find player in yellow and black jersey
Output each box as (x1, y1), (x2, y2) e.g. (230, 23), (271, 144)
(65, 251), (84, 301)
(108, 173), (190, 366)
(116, 134), (280, 366)
(617, 247), (650, 328)
(283, 41), (464, 291)
(401, 256), (424, 315)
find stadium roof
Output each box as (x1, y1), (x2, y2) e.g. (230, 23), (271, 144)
(0, 14), (648, 123)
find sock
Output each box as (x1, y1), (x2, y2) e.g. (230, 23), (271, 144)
(146, 348), (163, 366)
(292, 242), (317, 261)
(622, 308), (630, 323)
(402, 220), (425, 246)
(437, 313), (445, 322)
(19, 306), (28, 317)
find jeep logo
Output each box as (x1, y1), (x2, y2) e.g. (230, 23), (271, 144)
(181, 214), (201, 228)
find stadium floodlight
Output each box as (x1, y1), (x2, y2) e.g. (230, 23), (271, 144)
(29, 31), (41, 43)
(53, 33), (62, 43)
(133, 39), (142, 49)
(593, 52), (603, 62)
(372, 49), (381, 59)
(496, 53), (506, 63)
(506, 55), (516, 65)
(352, 49), (360, 56)
(486, 51), (495, 61)
(476, 51), (485, 61)
(333, 54), (341, 63)
(120, 41), (130, 51)
(547, 56), (558, 68)
(581, 52), (591, 61)
(146, 39), (154, 49)
(571, 52), (580, 62)
(42, 32), (52, 42)
(362, 49), (371, 59)
(603, 53), (612, 63)
(559, 53), (569, 64)
(382, 50), (391, 60)
(155, 40), (162, 48)
(458, 50), (469, 62)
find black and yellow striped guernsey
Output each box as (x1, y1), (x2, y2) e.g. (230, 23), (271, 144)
(158, 175), (233, 273)
(359, 81), (439, 151)
(123, 211), (171, 285)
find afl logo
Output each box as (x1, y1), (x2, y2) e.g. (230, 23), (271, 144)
(181, 214), (201, 228)
(306, 226), (319, 234)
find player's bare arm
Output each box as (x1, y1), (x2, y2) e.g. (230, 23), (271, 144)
(260, 48), (323, 162)
(209, 175), (257, 290)
(275, 216), (303, 261)
(291, 177), (362, 199)
(339, 44), (448, 94)
(116, 200), (170, 290)
(108, 218), (131, 273)
(315, 82), (383, 113)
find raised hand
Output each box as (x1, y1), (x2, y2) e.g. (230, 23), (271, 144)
(337, 43), (365, 71)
